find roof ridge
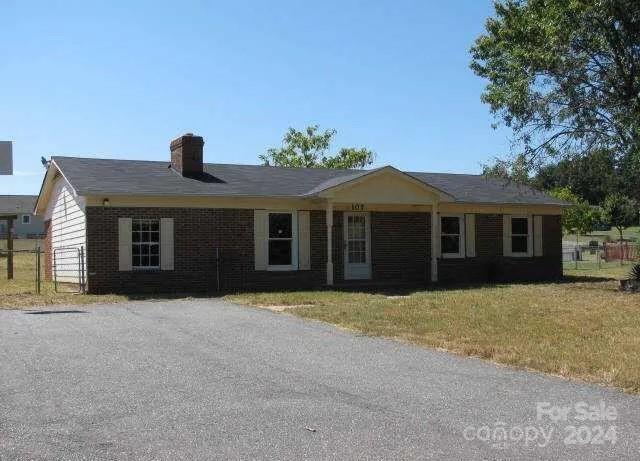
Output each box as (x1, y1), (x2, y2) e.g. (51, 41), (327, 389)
(53, 156), (364, 173)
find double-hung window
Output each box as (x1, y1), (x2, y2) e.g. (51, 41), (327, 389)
(132, 219), (160, 269)
(268, 212), (297, 270)
(505, 215), (533, 257)
(440, 214), (465, 258)
(21, 214), (31, 225)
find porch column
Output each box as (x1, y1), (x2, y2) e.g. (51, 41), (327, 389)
(326, 201), (334, 286)
(430, 201), (439, 282)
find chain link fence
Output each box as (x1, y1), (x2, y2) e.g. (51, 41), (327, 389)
(562, 241), (640, 273)
(0, 248), (43, 294)
(0, 240), (86, 295)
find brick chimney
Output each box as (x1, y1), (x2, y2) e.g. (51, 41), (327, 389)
(170, 133), (204, 177)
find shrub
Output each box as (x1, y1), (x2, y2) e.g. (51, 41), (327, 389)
(629, 264), (640, 281)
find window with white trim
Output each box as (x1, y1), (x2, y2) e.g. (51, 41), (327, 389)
(268, 212), (297, 269)
(440, 214), (465, 258)
(21, 214), (30, 225)
(510, 216), (530, 256)
(132, 219), (160, 269)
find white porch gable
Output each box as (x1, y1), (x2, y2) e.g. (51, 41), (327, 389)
(311, 166), (453, 204)
(311, 166), (453, 286)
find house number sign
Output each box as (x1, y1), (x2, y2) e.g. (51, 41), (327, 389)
(351, 203), (365, 211)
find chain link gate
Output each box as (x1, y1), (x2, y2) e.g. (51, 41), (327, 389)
(52, 246), (86, 293)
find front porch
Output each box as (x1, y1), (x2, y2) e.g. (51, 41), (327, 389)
(323, 208), (434, 287)
(314, 166), (451, 287)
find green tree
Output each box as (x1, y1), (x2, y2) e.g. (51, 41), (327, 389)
(260, 125), (375, 169)
(602, 193), (638, 264)
(470, 0), (640, 168)
(602, 193), (638, 241)
(551, 187), (600, 245)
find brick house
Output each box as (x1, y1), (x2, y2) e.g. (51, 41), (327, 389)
(34, 133), (567, 294)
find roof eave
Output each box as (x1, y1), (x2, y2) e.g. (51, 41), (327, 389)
(34, 158), (81, 216)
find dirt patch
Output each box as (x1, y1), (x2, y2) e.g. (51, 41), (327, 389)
(256, 304), (315, 312)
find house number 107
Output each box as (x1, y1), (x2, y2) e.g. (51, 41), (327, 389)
(351, 203), (365, 211)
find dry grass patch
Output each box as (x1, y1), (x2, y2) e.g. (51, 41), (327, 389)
(226, 279), (640, 393)
(0, 249), (127, 309)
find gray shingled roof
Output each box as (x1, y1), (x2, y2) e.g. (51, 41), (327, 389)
(0, 195), (37, 215)
(52, 156), (566, 206)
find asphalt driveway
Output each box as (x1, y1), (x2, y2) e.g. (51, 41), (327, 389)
(1, 299), (639, 460)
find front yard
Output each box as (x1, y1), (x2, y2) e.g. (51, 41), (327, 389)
(227, 272), (640, 393)
(4, 239), (640, 392)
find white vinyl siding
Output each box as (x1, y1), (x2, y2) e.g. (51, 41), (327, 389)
(46, 177), (87, 283)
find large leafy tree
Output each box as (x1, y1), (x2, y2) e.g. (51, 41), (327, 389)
(260, 125), (375, 169)
(602, 193), (638, 241)
(470, 0), (640, 168)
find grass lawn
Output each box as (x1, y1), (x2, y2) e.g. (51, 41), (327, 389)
(227, 267), (640, 393)
(0, 249), (128, 309)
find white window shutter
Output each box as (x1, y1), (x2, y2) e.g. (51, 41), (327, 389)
(298, 211), (311, 270)
(160, 218), (174, 270)
(503, 215), (511, 257)
(254, 210), (267, 270)
(118, 218), (132, 271)
(534, 215), (543, 257)
(465, 214), (476, 258)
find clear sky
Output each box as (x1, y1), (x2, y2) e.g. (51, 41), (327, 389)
(0, 0), (509, 195)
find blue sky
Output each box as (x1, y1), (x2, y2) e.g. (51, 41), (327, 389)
(0, 0), (508, 195)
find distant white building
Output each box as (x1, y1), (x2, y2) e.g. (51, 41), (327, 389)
(0, 195), (45, 238)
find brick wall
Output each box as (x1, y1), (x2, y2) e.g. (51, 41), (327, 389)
(85, 207), (329, 294)
(438, 214), (562, 283)
(370, 212), (429, 285)
(85, 207), (562, 294)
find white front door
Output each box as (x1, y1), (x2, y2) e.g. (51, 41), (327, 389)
(343, 212), (371, 280)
